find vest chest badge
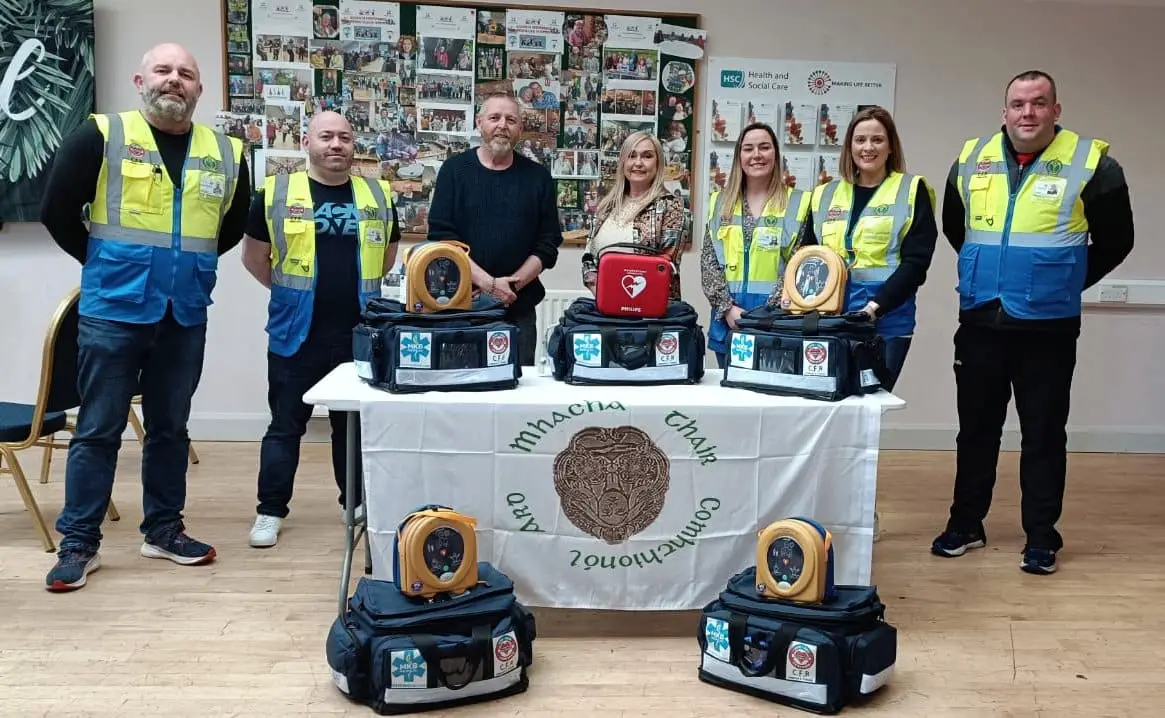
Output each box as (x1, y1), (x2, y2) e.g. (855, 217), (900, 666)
(200, 156), (222, 172)
(365, 227), (385, 246)
(975, 160), (992, 175)
(826, 206), (843, 220)
(288, 203), (306, 220)
(361, 205), (379, 220)
(127, 143), (146, 162)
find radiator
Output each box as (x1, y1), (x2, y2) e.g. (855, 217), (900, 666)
(534, 289), (587, 368)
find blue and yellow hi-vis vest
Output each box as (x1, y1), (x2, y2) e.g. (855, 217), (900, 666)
(263, 171), (394, 357)
(82, 110), (243, 325)
(705, 188), (810, 353)
(811, 172), (933, 338)
(955, 128), (1105, 320)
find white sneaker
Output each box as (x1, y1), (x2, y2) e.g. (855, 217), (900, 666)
(249, 514), (282, 548)
(341, 503), (366, 524)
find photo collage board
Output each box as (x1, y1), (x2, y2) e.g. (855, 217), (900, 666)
(221, 0), (705, 245)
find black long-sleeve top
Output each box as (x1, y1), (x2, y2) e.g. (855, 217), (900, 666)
(426, 149), (563, 316)
(40, 117), (251, 264)
(799, 179), (938, 318)
(942, 127), (1135, 333)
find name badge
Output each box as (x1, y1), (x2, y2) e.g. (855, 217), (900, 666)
(1032, 177), (1065, 202)
(366, 227), (385, 246)
(199, 173), (225, 200)
(754, 227), (782, 248)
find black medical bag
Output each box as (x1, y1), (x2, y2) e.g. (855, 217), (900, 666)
(698, 566), (896, 714)
(721, 308), (886, 401)
(545, 297), (705, 385)
(326, 562), (536, 714)
(352, 297), (521, 393)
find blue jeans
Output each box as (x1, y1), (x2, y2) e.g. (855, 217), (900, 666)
(881, 336), (913, 392)
(57, 309), (207, 552)
(256, 332), (357, 518)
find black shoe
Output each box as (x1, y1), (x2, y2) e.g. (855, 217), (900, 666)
(46, 548), (101, 592)
(931, 529), (986, 557)
(1020, 548), (1057, 575)
(141, 526), (217, 566)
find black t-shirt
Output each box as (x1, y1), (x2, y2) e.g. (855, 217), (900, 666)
(246, 177), (401, 341)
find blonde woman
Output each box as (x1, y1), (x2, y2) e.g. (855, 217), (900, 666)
(701, 122), (810, 368)
(581, 131), (687, 299)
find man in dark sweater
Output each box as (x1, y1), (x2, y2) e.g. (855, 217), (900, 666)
(932, 70), (1134, 575)
(426, 92), (563, 365)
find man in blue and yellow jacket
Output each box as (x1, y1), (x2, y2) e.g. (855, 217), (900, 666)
(40, 43), (251, 592)
(931, 70), (1134, 575)
(241, 110), (399, 548)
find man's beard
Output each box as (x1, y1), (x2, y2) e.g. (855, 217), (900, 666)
(485, 133), (513, 154)
(143, 85), (191, 123)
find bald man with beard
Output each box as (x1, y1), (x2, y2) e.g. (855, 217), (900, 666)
(241, 110), (400, 548)
(40, 43), (251, 592)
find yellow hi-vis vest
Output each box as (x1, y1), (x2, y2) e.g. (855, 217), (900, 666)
(82, 110), (243, 325)
(955, 128), (1105, 319)
(704, 188), (809, 351)
(263, 170), (394, 357)
(811, 172), (933, 336)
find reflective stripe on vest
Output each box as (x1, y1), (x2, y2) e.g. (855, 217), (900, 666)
(958, 132), (1095, 250)
(89, 112), (237, 254)
(267, 172), (392, 294)
(814, 176), (915, 283)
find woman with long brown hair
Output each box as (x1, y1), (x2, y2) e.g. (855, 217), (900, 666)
(801, 105), (937, 391)
(700, 122), (811, 368)
(581, 131), (687, 299)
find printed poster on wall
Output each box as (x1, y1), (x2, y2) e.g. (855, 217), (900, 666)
(0, 0), (96, 223)
(702, 57), (895, 203)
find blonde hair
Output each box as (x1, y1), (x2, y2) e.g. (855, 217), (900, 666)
(594, 131), (667, 223)
(719, 122), (786, 221)
(839, 106), (906, 184)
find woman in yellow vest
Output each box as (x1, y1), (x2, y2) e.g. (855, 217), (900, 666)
(801, 106), (938, 390)
(701, 122), (810, 368)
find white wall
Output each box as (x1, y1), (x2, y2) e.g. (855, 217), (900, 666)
(2, 0), (1164, 449)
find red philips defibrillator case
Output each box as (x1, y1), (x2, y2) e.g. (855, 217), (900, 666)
(595, 248), (673, 318)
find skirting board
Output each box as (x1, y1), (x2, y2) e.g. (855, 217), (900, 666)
(184, 414), (1165, 454)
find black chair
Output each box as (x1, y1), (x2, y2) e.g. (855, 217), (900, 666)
(0, 288), (119, 553)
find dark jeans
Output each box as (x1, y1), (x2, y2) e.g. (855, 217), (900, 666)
(508, 307), (537, 367)
(946, 323), (1078, 551)
(715, 352), (727, 370)
(256, 332), (357, 518)
(57, 309), (206, 552)
(881, 336), (912, 392)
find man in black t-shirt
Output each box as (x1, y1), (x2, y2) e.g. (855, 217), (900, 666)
(241, 111), (399, 548)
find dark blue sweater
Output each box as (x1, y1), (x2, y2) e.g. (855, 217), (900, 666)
(426, 149), (563, 315)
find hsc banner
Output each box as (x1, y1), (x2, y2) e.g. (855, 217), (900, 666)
(0, 0), (96, 224)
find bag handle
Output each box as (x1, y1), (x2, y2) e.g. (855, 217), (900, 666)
(600, 325), (661, 370)
(411, 623), (493, 690)
(596, 242), (679, 274)
(727, 613), (801, 679)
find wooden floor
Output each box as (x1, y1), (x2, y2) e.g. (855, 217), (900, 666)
(1, 442), (1163, 717)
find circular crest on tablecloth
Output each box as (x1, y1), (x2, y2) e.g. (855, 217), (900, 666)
(552, 425), (671, 544)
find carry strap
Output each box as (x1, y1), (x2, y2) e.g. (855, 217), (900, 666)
(727, 613), (800, 679)
(600, 325), (662, 370)
(411, 623), (494, 690)
(801, 311), (821, 335)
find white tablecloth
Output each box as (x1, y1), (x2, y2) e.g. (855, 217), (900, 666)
(305, 363), (904, 611)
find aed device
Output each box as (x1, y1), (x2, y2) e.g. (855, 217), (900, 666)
(780, 246), (848, 315)
(595, 244), (673, 318)
(755, 517), (837, 604)
(394, 504), (479, 599)
(402, 240), (473, 313)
